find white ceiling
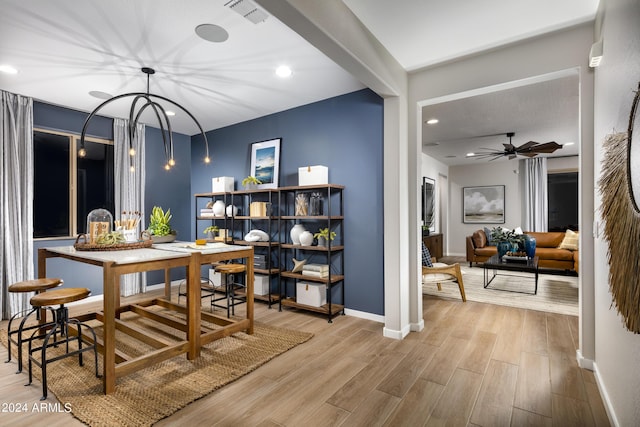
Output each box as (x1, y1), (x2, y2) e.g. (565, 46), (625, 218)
(0, 0), (598, 157)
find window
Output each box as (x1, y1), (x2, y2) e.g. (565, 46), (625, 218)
(33, 129), (114, 238)
(548, 171), (578, 232)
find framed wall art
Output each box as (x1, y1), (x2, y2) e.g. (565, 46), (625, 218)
(463, 185), (505, 224)
(250, 138), (281, 189)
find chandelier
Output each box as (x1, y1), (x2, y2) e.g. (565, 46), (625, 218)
(78, 67), (210, 170)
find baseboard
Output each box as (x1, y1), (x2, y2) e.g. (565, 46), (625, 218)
(576, 349), (595, 370)
(592, 360), (620, 427)
(344, 308), (384, 324)
(411, 319), (425, 332)
(383, 323), (411, 340)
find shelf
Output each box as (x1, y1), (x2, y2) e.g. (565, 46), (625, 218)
(197, 215), (226, 220)
(278, 184), (345, 191)
(280, 243), (344, 251)
(280, 298), (344, 315)
(253, 267), (281, 275)
(231, 215), (279, 221)
(280, 215), (344, 220)
(235, 289), (281, 303)
(233, 240), (280, 247)
(280, 271), (344, 284)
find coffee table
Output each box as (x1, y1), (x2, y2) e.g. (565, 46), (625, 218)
(483, 254), (539, 295)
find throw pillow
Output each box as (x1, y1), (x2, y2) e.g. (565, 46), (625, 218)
(483, 227), (495, 246)
(472, 230), (487, 248)
(558, 229), (579, 250)
(421, 242), (433, 267)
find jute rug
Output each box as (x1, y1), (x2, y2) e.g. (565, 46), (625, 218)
(423, 264), (579, 316)
(1, 311), (313, 427)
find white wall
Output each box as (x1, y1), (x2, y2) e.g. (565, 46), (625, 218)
(548, 155), (579, 171)
(421, 153), (448, 234)
(447, 159), (522, 255)
(593, 0), (640, 425)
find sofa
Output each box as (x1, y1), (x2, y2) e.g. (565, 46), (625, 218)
(466, 228), (579, 273)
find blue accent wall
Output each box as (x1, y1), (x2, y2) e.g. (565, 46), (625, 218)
(31, 89), (385, 316)
(191, 89), (385, 315)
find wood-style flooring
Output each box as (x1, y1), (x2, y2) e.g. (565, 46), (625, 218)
(0, 288), (610, 426)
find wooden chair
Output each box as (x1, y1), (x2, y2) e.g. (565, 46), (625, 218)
(422, 263), (466, 301)
(212, 263), (247, 317)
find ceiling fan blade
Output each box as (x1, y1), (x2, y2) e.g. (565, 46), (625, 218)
(527, 141), (563, 154)
(515, 141), (537, 151)
(521, 152), (539, 158)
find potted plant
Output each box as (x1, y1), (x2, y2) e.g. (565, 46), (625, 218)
(490, 227), (524, 258)
(241, 176), (262, 190)
(147, 206), (177, 243)
(203, 225), (219, 240)
(422, 225), (430, 236)
(314, 227), (336, 247)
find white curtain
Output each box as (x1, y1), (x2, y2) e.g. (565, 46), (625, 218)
(0, 91), (34, 319)
(524, 157), (548, 231)
(114, 118), (146, 296)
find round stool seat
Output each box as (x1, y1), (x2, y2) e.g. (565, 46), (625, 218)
(215, 264), (246, 274)
(30, 288), (90, 307)
(8, 278), (63, 293)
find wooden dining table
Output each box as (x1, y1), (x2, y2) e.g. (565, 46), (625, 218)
(38, 242), (254, 394)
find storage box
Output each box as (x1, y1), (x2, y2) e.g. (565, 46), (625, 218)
(250, 202), (269, 217)
(298, 166), (328, 186)
(253, 274), (270, 296)
(211, 176), (234, 193)
(208, 269), (222, 287)
(296, 282), (327, 307)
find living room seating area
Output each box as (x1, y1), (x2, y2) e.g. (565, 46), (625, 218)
(466, 228), (579, 273)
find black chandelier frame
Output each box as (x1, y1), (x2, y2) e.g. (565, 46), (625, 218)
(79, 67), (210, 170)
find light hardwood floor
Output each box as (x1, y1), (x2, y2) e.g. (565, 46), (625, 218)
(0, 289), (610, 426)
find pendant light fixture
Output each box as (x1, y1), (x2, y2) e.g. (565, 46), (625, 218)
(78, 67), (211, 170)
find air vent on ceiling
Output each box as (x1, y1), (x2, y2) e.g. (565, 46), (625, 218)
(225, 0), (269, 24)
(423, 142), (439, 147)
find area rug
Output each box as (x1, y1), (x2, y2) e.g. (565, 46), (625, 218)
(423, 264), (579, 316)
(1, 313), (313, 427)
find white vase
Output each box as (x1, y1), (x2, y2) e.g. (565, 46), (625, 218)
(226, 204), (238, 217)
(290, 224), (306, 245)
(212, 200), (225, 216)
(299, 230), (314, 246)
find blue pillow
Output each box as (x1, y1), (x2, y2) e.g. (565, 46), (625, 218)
(422, 242), (433, 267)
(484, 227), (495, 246)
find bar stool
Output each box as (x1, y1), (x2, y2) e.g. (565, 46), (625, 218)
(6, 278), (63, 373)
(212, 263), (246, 317)
(178, 277), (216, 310)
(26, 288), (100, 400)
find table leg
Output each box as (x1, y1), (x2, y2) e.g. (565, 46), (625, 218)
(187, 252), (201, 360)
(164, 268), (171, 300)
(246, 249), (254, 335)
(37, 249), (48, 325)
(103, 262), (116, 394)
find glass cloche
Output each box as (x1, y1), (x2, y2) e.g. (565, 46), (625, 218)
(86, 208), (113, 243)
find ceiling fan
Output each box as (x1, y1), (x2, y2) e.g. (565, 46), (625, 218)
(473, 132), (562, 160)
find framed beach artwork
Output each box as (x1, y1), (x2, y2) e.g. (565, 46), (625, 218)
(463, 185), (505, 224)
(250, 138), (281, 189)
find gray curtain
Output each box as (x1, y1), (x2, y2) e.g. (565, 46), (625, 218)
(524, 157), (548, 231)
(114, 118), (146, 296)
(0, 91), (34, 319)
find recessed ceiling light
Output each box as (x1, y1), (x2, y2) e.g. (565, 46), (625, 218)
(276, 65), (292, 78)
(466, 152), (475, 157)
(165, 110), (176, 117)
(89, 90), (113, 100)
(0, 65), (18, 74)
(564, 142), (575, 146)
(426, 118), (439, 125)
(195, 24), (229, 43)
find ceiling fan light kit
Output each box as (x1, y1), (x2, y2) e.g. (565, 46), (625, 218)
(474, 132), (562, 161)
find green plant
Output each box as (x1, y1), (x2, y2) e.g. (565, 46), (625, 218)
(490, 227), (524, 246)
(147, 206), (173, 236)
(241, 176), (262, 187)
(314, 227), (336, 241)
(203, 225), (219, 235)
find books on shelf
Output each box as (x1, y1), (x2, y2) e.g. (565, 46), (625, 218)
(301, 263), (329, 278)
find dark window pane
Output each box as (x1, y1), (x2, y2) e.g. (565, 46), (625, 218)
(548, 172), (578, 231)
(33, 131), (70, 237)
(77, 141), (115, 234)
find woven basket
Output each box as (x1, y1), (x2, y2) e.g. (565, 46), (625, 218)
(73, 232), (153, 251)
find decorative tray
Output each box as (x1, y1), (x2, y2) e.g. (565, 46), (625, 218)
(503, 255), (528, 262)
(73, 233), (153, 251)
